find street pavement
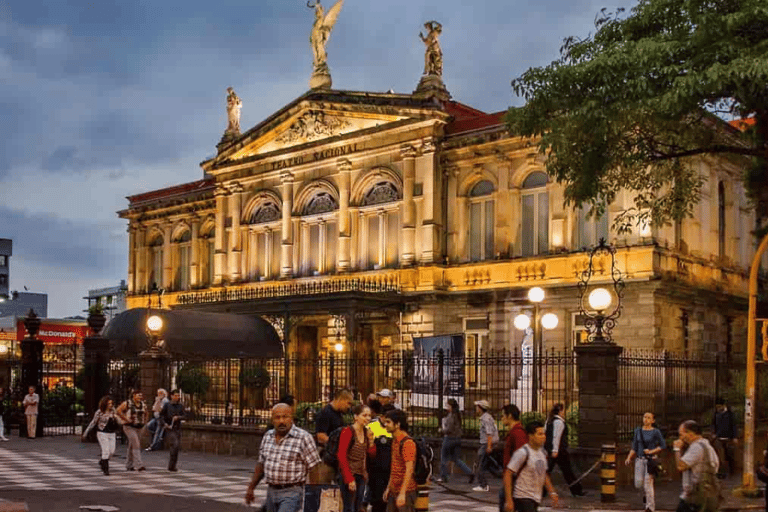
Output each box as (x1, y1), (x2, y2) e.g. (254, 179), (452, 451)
(0, 435), (764, 512)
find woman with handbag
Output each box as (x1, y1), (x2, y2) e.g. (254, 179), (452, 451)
(625, 412), (666, 512)
(82, 395), (120, 475)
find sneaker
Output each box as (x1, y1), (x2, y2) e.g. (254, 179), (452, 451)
(138, 467), (146, 471)
(433, 477), (446, 483)
(472, 485), (489, 492)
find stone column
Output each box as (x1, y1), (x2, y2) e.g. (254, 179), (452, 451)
(444, 166), (459, 262)
(280, 172), (295, 278)
(140, 350), (170, 403)
(337, 159), (352, 272)
(190, 217), (200, 288)
(162, 223), (173, 290)
(574, 343), (624, 450)
(20, 310), (43, 437)
(83, 314), (109, 417)
(228, 182), (243, 282)
(135, 226), (146, 294)
(127, 226), (136, 294)
(214, 186), (228, 285)
(400, 145), (418, 266)
(419, 139), (439, 264)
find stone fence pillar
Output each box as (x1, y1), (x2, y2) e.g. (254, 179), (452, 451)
(574, 343), (623, 450)
(83, 336), (110, 416)
(140, 349), (170, 398)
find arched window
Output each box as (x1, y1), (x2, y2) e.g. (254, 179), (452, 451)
(521, 172), (549, 256)
(469, 180), (495, 262)
(148, 233), (164, 290)
(173, 230), (192, 291)
(362, 182), (400, 206)
(360, 180), (401, 269)
(718, 181), (726, 259)
(302, 192), (338, 276)
(249, 202), (281, 224)
(245, 199), (281, 281)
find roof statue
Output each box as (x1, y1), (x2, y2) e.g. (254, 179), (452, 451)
(414, 20), (450, 101)
(419, 21), (443, 77)
(308, 0), (344, 90)
(225, 87), (242, 136)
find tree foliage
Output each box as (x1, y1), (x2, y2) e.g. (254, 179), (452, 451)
(507, 0), (768, 233)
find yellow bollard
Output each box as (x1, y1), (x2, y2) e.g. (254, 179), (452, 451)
(415, 483), (429, 511)
(601, 444), (617, 503)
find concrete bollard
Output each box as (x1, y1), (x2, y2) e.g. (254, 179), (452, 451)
(415, 483), (429, 511)
(601, 443), (617, 503)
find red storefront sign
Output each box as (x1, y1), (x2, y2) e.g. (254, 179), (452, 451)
(15, 319), (89, 345)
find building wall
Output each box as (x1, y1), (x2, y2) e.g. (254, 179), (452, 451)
(0, 238), (11, 299)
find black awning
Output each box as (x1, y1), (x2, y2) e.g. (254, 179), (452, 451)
(103, 308), (282, 359)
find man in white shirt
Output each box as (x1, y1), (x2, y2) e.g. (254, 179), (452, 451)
(674, 420), (719, 512)
(504, 421), (559, 512)
(22, 386), (40, 439)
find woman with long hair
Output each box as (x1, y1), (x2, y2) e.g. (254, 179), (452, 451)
(544, 403), (585, 496)
(82, 395), (119, 475)
(625, 412), (665, 512)
(337, 404), (376, 512)
(436, 398), (473, 483)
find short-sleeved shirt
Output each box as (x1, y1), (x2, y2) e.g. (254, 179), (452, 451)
(389, 431), (417, 493)
(258, 424), (321, 485)
(315, 403), (344, 440)
(479, 412), (499, 445)
(504, 423), (528, 468)
(681, 438), (719, 500)
(23, 393), (39, 415)
(507, 444), (548, 503)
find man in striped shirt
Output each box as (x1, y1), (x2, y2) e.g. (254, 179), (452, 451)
(382, 409), (417, 512)
(245, 403), (321, 512)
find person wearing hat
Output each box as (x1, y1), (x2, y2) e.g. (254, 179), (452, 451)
(377, 389), (401, 410)
(473, 400), (499, 492)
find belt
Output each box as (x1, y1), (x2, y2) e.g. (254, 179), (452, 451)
(268, 482), (304, 490)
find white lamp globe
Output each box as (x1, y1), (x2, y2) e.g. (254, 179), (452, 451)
(146, 315), (163, 333)
(514, 314), (531, 331)
(588, 288), (613, 312)
(0, 345), (7, 354)
(334, 342), (344, 352)
(541, 313), (559, 330)
(528, 287), (545, 303)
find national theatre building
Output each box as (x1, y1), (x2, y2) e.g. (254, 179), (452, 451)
(119, 12), (759, 373)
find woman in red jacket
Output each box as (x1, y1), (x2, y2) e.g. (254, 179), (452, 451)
(338, 404), (376, 512)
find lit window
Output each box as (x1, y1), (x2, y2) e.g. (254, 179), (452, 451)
(521, 172), (549, 256)
(301, 192), (338, 276)
(469, 180), (495, 262)
(360, 181), (401, 270)
(148, 234), (163, 290)
(576, 204), (609, 249)
(174, 230), (192, 291)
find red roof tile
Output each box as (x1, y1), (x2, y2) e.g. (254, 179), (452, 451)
(128, 178), (214, 205)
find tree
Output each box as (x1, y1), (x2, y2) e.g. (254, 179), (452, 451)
(507, 0), (768, 233)
(175, 364), (210, 415)
(239, 365), (271, 411)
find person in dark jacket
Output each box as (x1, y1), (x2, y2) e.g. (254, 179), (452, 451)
(367, 403), (395, 512)
(159, 389), (186, 472)
(545, 403), (585, 497)
(713, 397), (738, 478)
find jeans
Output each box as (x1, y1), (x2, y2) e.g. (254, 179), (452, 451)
(96, 431), (116, 460)
(166, 429), (181, 470)
(266, 485), (304, 512)
(340, 474), (366, 512)
(147, 417), (165, 450)
(123, 425), (144, 469)
(475, 446), (500, 487)
(634, 458), (656, 512)
(440, 437), (472, 480)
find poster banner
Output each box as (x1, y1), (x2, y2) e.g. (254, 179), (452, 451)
(411, 334), (465, 409)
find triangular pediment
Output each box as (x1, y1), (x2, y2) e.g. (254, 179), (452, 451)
(230, 108), (407, 160)
(204, 90), (451, 170)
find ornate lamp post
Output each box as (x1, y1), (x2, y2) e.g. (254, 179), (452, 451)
(514, 287), (558, 412)
(577, 239), (625, 344)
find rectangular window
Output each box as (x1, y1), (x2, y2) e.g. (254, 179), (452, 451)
(255, 232), (267, 279)
(470, 202), (482, 262)
(0, 255), (6, 267)
(485, 200), (495, 259)
(368, 215), (380, 269)
(522, 195), (535, 256)
(537, 192), (549, 254)
(178, 245), (191, 290)
(151, 248), (163, 290)
(465, 318), (489, 389)
(386, 211), (400, 267)
(0, 275), (7, 286)
(309, 224), (320, 274)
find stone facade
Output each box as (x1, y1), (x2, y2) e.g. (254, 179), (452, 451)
(118, 87), (759, 364)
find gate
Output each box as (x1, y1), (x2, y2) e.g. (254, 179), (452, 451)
(41, 341), (82, 435)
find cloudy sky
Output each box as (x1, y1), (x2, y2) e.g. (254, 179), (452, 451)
(0, 0), (619, 318)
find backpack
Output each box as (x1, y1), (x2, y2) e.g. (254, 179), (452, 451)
(322, 426), (359, 470)
(399, 436), (434, 485)
(688, 440), (723, 512)
(511, 446), (530, 492)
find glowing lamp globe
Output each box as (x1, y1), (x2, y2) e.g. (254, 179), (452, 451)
(588, 288), (612, 312)
(513, 314), (531, 331)
(541, 313), (559, 330)
(334, 342), (344, 352)
(0, 345), (7, 354)
(528, 287), (545, 303)
(146, 315), (163, 333)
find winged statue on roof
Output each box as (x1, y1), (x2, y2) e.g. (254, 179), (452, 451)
(307, 0), (344, 89)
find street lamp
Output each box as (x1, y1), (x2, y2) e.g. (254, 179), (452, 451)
(578, 238), (625, 344)
(514, 287), (558, 411)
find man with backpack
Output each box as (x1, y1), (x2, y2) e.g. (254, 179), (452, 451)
(503, 421), (559, 512)
(315, 388), (353, 483)
(674, 420), (720, 512)
(382, 409), (418, 512)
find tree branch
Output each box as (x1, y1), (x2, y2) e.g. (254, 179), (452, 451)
(650, 144), (763, 160)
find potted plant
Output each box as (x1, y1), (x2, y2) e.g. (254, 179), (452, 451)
(87, 303), (107, 335)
